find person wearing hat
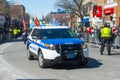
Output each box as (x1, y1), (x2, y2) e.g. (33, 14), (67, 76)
(98, 23), (112, 55)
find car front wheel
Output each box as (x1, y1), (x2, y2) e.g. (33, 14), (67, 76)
(38, 51), (47, 68)
(27, 48), (34, 60)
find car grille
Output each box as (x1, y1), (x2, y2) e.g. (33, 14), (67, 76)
(54, 44), (83, 60)
(55, 44), (82, 53)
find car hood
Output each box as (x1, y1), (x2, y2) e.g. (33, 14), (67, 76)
(41, 38), (84, 45)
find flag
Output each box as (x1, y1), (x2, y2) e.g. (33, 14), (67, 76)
(22, 17), (26, 31)
(34, 17), (40, 26)
(30, 17), (35, 29)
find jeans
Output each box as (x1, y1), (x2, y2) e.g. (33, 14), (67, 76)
(100, 38), (111, 55)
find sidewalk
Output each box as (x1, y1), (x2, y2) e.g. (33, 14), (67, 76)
(0, 42), (13, 55)
(0, 37), (22, 55)
(89, 43), (120, 53)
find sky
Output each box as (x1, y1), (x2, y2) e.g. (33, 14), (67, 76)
(7, 0), (57, 19)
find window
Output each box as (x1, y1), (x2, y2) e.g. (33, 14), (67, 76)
(31, 29), (40, 38)
(40, 28), (77, 39)
(107, 0), (113, 3)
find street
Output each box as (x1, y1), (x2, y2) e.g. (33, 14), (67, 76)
(0, 38), (120, 80)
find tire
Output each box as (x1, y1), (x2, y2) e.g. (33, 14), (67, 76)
(38, 50), (47, 68)
(27, 48), (34, 60)
(78, 56), (88, 66)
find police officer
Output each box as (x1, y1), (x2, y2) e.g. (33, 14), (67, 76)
(13, 28), (18, 38)
(17, 28), (21, 37)
(99, 23), (112, 55)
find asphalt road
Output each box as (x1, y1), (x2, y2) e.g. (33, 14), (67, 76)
(0, 38), (120, 80)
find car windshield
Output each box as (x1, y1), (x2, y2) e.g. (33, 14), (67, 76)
(40, 28), (77, 39)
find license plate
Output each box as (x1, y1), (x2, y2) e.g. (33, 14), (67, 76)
(67, 52), (75, 59)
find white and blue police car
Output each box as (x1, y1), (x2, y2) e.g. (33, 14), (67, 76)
(26, 26), (89, 68)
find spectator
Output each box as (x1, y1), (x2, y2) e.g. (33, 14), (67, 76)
(77, 27), (83, 39)
(13, 28), (18, 38)
(87, 26), (92, 43)
(83, 27), (89, 42)
(113, 26), (120, 49)
(0, 28), (4, 41)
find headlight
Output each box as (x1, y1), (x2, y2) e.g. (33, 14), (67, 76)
(44, 44), (55, 50)
(82, 42), (87, 49)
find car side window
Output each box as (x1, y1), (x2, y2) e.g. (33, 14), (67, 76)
(31, 29), (40, 38)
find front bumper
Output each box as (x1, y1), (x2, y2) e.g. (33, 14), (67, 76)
(41, 46), (89, 63)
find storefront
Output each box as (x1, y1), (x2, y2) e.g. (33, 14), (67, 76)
(91, 5), (103, 28)
(104, 1), (117, 27)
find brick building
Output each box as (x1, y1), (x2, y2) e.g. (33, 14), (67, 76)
(46, 13), (77, 28)
(83, 0), (120, 27)
(9, 4), (25, 21)
(83, 0), (104, 27)
(0, 0), (9, 16)
(104, 0), (120, 27)
(9, 4), (27, 30)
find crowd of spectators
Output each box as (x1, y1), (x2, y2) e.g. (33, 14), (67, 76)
(76, 25), (120, 49)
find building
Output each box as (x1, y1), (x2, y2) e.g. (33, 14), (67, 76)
(9, 3), (26, 29)
(0, 0), (9, 16)
(84, 0), (120, 27)
(9, 4), (25, 21)
(24, 13), (30, 28)
(104, 0), (120, 27)
(46, 12), (77, 28)
(0, 0), (10, 28)
(83, 0), (104, 28)
(52, 13), (70, 26)
(0, 0), (11, 41)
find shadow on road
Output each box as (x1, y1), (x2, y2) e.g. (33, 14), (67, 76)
(50, 57), (102, 70)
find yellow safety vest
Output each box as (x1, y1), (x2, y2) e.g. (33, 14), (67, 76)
(18, 29), (20, 33)
(101, 27), (111, 37)
(13, 29), (18, 35)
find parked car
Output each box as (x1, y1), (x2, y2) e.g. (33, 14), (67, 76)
(26, 26), (89, 68)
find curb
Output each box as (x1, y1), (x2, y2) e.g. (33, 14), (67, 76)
(89, 43), (120, 53)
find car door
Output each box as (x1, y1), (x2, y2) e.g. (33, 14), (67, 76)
(29, 29), (40, 55)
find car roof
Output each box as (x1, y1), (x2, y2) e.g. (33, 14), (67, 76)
(32, 26), (70, 29)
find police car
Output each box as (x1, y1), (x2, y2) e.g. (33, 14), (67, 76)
(27, 26), (89, 68)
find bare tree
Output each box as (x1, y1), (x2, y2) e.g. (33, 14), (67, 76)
(55, 0), (91, 22)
